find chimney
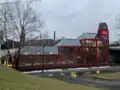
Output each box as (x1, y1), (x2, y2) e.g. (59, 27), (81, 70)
(53, 31), (56, 44)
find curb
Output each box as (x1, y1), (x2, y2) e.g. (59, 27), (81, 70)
(92, 75), (112, 81)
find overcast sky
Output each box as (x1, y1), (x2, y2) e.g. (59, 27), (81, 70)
(1, 0), (120, 42)
(32, 0), (120, 42)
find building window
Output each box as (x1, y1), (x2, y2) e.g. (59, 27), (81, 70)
(91, 41), (96, 47)
(81, 40), (85, 46)
(97, 40), (103, 47)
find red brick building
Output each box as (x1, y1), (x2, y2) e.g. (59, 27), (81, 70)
(13, 23), (110, 71)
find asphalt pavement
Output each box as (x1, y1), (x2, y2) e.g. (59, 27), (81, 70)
(25, 66), (120, 90)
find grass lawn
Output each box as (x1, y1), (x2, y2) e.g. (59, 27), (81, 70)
(92, 72), (120, 80)
(0, 65), (103, 90)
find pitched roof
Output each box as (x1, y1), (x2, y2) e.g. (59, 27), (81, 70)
(26, 39), (55, 46)
(55, 39), (62, 45)
(77, 33), (97, 40)
(55, 38), (80, 46)
(20, 46), (58, 55)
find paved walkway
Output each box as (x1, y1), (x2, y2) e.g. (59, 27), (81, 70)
(71, 78), (120, 89)
(31, 72), (120, 90)
(23, 66), (120, 74)
(57, 73), (120, 90)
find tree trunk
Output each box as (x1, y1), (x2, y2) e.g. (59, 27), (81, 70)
(14, 26), (25, 69)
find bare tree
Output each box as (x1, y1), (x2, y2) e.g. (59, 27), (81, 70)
(0, 3), (14, 65)
(116, 13), (120, 29)
(0, 0), (43, 69)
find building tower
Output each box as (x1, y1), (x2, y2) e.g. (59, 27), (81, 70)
(97, 22), (109, 40)
(97, 22), (110, 65)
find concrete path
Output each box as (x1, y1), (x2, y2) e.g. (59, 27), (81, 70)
(23, 66), (120, 74)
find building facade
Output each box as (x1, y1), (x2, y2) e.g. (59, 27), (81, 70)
(12, 23), (110, 71)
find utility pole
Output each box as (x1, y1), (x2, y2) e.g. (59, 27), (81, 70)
(12, 31), (15, 49)
(42, 44), (44, 74)
(40, 32), (44, 74)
